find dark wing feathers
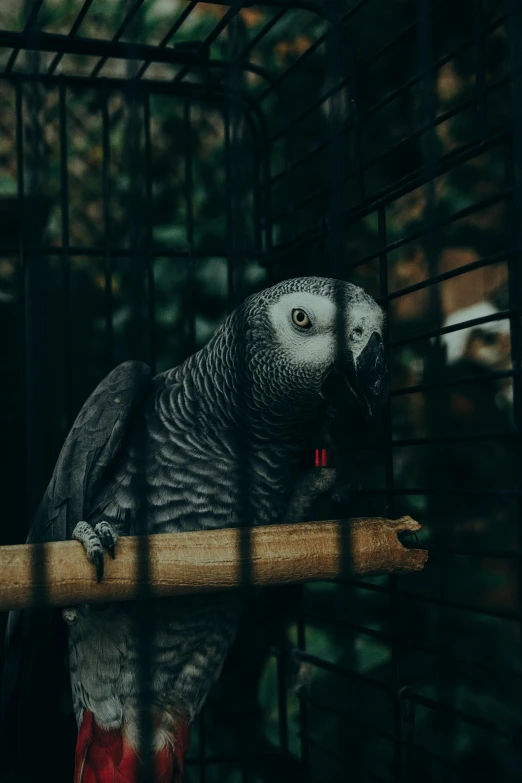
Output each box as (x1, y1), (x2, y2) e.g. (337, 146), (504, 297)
(1, 362), (151, 779)
(28, 360), (151, 543)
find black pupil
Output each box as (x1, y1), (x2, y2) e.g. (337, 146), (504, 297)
(296, 311), (305, 322)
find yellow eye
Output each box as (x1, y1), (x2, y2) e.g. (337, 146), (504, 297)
(292, 308), (312, 329)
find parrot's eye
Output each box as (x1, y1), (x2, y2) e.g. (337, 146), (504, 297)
(291, 308), (312, 329)
(351, 326), (364, 341)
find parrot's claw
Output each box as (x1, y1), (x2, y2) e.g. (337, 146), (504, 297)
(72, 520), (118, 581)
(94, 521), (118, 559)
(62, 607), (79, 625)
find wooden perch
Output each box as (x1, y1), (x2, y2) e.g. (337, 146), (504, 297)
(0, 517), (427, 611)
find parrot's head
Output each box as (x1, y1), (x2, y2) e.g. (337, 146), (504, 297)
(237, 276), (388, 421)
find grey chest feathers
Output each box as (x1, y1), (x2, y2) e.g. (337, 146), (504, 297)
(69, 376), (310, 737)
(91, 368), (309, 537)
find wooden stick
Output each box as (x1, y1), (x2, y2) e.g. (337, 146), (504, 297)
(0, 517), (427, 611)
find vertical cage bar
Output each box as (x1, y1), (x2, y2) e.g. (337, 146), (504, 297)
(506, 0), (522, 659)
(25, 59), (45, 517)
(251, 125), (263, 260)
(416, 0), (456, 775)
(225, 8), (253, 783)
(269, 43), (295, 771)
(143, 90), (156, 375)
(259, 110), (274, 291)
(58, 79), (72, 427)
(224, 85), (236, 313)
(101, 90), (114, 369)
(24, 47), (50, 603)
(124, 42), (153, 781)
(227, 32), (252, 545)
(473, 0), (488, 139)
(124, 81), (146, 361)
(184, 96), (196, 354)
(296, 586), (310, 770)
(282, 82), (297, 249)
(15, 81), (28, 522)
(325, 0), (344, 281)
(134, 457), (154, 783)
(348, 40), (365, 203)
(276, 638), (289, 757)
(378, 204), (404, 783)
(198, 710), (207, 783)
(506, 0), (522, 431)
(261, 130), (273, 260)
(326, 8), (361, 778)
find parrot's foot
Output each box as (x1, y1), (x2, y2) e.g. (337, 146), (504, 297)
(72, 520), (119, 582)
(62, 606), (79, 625)
(94, 521), (118, 558)
(284, 467), (337, 523)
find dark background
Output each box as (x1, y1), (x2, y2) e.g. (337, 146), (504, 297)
(0, 0), (521, 781)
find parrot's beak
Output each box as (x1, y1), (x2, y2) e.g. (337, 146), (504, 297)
(322, 332), (388, 420)
(354, 331), (388, 418)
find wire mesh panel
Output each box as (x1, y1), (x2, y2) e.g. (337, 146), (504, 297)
(0, 1), (521, 782)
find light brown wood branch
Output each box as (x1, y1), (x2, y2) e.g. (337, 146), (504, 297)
(0, 517), (427, 611)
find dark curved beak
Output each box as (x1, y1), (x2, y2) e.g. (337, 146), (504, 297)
(322, 332), (388, 419)
(355, 331), (388, 417)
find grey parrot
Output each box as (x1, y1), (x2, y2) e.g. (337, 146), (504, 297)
(1, 277), (386, 783)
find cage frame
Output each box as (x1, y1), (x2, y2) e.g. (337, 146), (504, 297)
(0, 1), (521, 782)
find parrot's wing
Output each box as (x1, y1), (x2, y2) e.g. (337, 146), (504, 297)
(28, 359), (152, 544)
(1, 360), (152, 781)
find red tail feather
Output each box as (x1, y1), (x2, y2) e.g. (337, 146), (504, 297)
(75, 710), (189, 783)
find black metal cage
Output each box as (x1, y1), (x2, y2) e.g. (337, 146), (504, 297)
(1, 0), (521, 781)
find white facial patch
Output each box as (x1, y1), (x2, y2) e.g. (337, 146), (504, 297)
(268, 290), (384, 365)
(268, 292), (338, 367)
